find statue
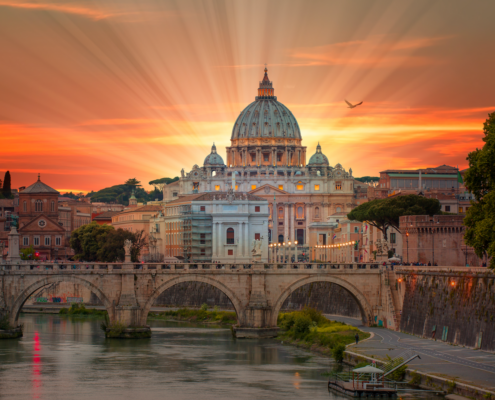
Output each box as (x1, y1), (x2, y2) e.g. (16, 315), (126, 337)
(11, 215), (19, 229)
(382, 239), (389, 254)
(181, 168), (185, 178)
(124, 239), (132, 256)
(251, 236), (263, 256)
(375, 239), (383, 255)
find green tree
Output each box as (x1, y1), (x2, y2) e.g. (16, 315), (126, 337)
(20, 245), (39, 261)
(124, 178), (141, 187)
(2, 171), (12, 198)
(347, 195), (441, 240)
(148, 177), (179, 187)
(97, 229), (148, 262)
(69, 222), (114, 261)
(355, 176), (380, 183)
(464, 112), (495, 268)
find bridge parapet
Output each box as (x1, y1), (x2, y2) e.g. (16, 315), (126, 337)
(1, 262), (389, 339)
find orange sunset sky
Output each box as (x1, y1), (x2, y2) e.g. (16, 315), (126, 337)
(1, 0), (494, 193)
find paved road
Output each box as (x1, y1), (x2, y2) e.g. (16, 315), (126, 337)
(326, 315), (495, 391)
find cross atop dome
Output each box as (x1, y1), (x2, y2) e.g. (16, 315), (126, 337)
(256, 66), (276, 100)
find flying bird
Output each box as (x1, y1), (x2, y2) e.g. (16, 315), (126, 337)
(345, 99), (363, 109)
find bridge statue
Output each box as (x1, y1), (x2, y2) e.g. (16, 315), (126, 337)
(123, 239), (132, 263)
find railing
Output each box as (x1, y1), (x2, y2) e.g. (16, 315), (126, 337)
(0, 261), (385, 273)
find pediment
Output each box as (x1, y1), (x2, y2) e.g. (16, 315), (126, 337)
(250, 184), (288, 195)
(19, 214), (65, 233)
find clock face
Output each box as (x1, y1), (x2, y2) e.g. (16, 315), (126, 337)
(38, 220), (46, 228)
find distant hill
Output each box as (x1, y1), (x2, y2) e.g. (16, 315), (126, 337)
(355, 176), (380, 183)
(149, 177), (179, 187)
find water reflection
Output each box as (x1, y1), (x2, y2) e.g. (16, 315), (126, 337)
(0, 315), (439, 400)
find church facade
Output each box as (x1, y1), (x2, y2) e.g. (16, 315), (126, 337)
(164, 68), (363, 249)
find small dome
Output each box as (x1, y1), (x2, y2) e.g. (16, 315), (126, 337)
(204, 143), (225, 166)
(307, 143), (329, 166)
(295, 171), (303, 176)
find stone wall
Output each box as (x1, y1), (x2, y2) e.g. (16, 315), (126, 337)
(400, 271), (495, 351)
(281, 282), (362, 318)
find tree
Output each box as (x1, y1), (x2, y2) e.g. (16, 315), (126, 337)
(2, 171), (11, 198)
(355, 176), (380, 183)
(347, 194), (441, 240)
(149, 177), (179, 187)
(20, 245), (39, 261)
(463, 112), (495, 268)
(124, 178), (141, 187)
(97, 229), (148, 262)
(69, 222), (114, 261)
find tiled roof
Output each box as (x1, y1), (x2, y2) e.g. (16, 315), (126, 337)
(21, 178), (59, 194)
(118, 204), (162, 214)
(0, 199), (14, 208)
(166, 194), (205, 205)
(92, 211), (120, 220)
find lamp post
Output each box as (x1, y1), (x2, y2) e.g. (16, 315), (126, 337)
(294, 240), (298, 263)
(288, 241), (292, 263)
(277, 243), (281, 263)
(405, 232), (409, 264)
(283, 242), (286, 263)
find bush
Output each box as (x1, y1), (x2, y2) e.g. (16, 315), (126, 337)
(333, 344), (346, 363)
(200, 303), (208, 311)
(293, 314), (312, 335)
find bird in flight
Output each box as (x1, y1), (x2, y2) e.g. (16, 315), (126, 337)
(345, 99), (363, 109)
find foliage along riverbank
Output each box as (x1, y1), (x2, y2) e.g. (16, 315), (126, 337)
(58, 304), (237, 326)
(277, 308), (370, 361)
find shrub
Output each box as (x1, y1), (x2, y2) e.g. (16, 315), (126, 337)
(409, 371), (422, 386)
(333, 344), (346, 363)
(200, 303), (208, 311)
(293, 314), (312, 335)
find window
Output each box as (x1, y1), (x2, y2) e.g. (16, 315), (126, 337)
(235, 185), (238, 190)
(51, 201), (55, 212)
(23, 201), (27, 212)
(55, 237), (61, 246)
(173, 192), (178, 197)
(34, 237), (40, 246)
(251, 185), (256, 190)
(277, 154), (282, 162)
(336, 207), (341, 212)
(228, 249), (234, 256)
(23, 237), (29, 246)
(279, 222), (283, 225)
(315, 207), (320, 218)
(278, 185), (283, 190)
(35, 200), (43, 212)
(297, 206), (303, 218)
(335, 182), (342, 190)
(296, 184), (304, 190)
(200, 206), (206, 212)
(445, 206), (451, 212)
(201, 248), (206, 255)
(390, 233), (396, 244)
(354, 227), (359, 233)
(278, 207), (283, 216)
(255, 233), (261, 240)
(264, 154), (269, 162)
(215, 185), (220, 191)
(200, 233), (206, 245)
(226, 228), (235, 244)
(314, 184), (320, 191)
(45, 237), (51, 246)
(255, 206), (260, 212)
(459, 207), (463, 213)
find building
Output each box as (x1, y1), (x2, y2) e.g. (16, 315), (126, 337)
(163, 68), (361, 248)
(92, 211), (120, 225)
(158, 191), (269, 262)
(399, 215), (479, 266)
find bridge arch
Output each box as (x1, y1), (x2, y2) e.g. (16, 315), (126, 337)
(271, 276), (373, 327)
(9, 276), (115, 327)
(140, 275), (245, 326)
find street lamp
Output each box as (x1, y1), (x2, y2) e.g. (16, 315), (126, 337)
(288, 241), (292, 263)
(294, 240), (298, 262)
(283, 242), (286, 263)
(277, 243), (281, 263)
(405, 232), (409, 264)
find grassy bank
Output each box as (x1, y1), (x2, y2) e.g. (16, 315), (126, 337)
(277, 308), (370, 360)
(147, 305), (237, 325)
(59, 304), (107, 316)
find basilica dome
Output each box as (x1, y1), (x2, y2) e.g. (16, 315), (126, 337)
(231, 68), (301, 140)
(307, 143), (329, 166)
(204, 143), (225, 166)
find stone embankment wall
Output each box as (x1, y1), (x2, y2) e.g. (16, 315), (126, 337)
(399, 270), (495, 351)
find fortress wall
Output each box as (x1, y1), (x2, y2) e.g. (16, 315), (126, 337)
(400, 272), (495, 351)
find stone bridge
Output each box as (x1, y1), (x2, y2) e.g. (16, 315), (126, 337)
(0, 262), (398, 338)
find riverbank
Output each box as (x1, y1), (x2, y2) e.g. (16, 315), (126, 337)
(147, 307), (237, 326)
(276, 308), (370, 360)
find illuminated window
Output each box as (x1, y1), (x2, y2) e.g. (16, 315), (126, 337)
(215, 185), (220, 191)
(296, 185), (304, 191)
(279, 207), (283, 216)
(235, 185), (238, 190)
(335, 182), (342, 190)
(251, 185), (256, 190)
(459, 207), (463, 213)
(314, 184), (320, 191)
(278, 185), (283, 190)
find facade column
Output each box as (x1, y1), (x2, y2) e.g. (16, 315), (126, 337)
(217, 222), (222, 258)
(284, 203), (289, 242)
(290, 203), (294, 241)
(244, 221), (249, 257)
(305, 203), (312, 247)
(273, 200), (278, 243)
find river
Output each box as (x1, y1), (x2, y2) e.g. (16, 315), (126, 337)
(0, 314), (436, 400)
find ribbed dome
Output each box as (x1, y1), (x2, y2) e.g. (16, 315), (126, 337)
(308, 143), (329, 166)
(231, 68), (301, 140)
(204, 143), (225, 166)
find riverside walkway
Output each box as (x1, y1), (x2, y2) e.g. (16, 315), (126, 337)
(328, 315), (495, 391)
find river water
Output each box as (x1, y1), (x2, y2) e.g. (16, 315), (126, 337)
(0, 315), (436, 400)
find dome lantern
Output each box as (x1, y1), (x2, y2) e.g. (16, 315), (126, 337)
(256, 67), (276, 100)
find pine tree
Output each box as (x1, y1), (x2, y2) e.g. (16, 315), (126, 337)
(2, 171), (11, 198)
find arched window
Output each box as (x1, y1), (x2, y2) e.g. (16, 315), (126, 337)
(51, 201), (55, 212)
(35, 200), (43, 212)
(278, 207), (283, 216)
(226, 228), (235, 244)
(23, 201), (27, 212)
(336, 207), (342, 212)
(297, 206), (303, 218)
(278, 235), (284, 243)
(315, 207), (320, 218)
